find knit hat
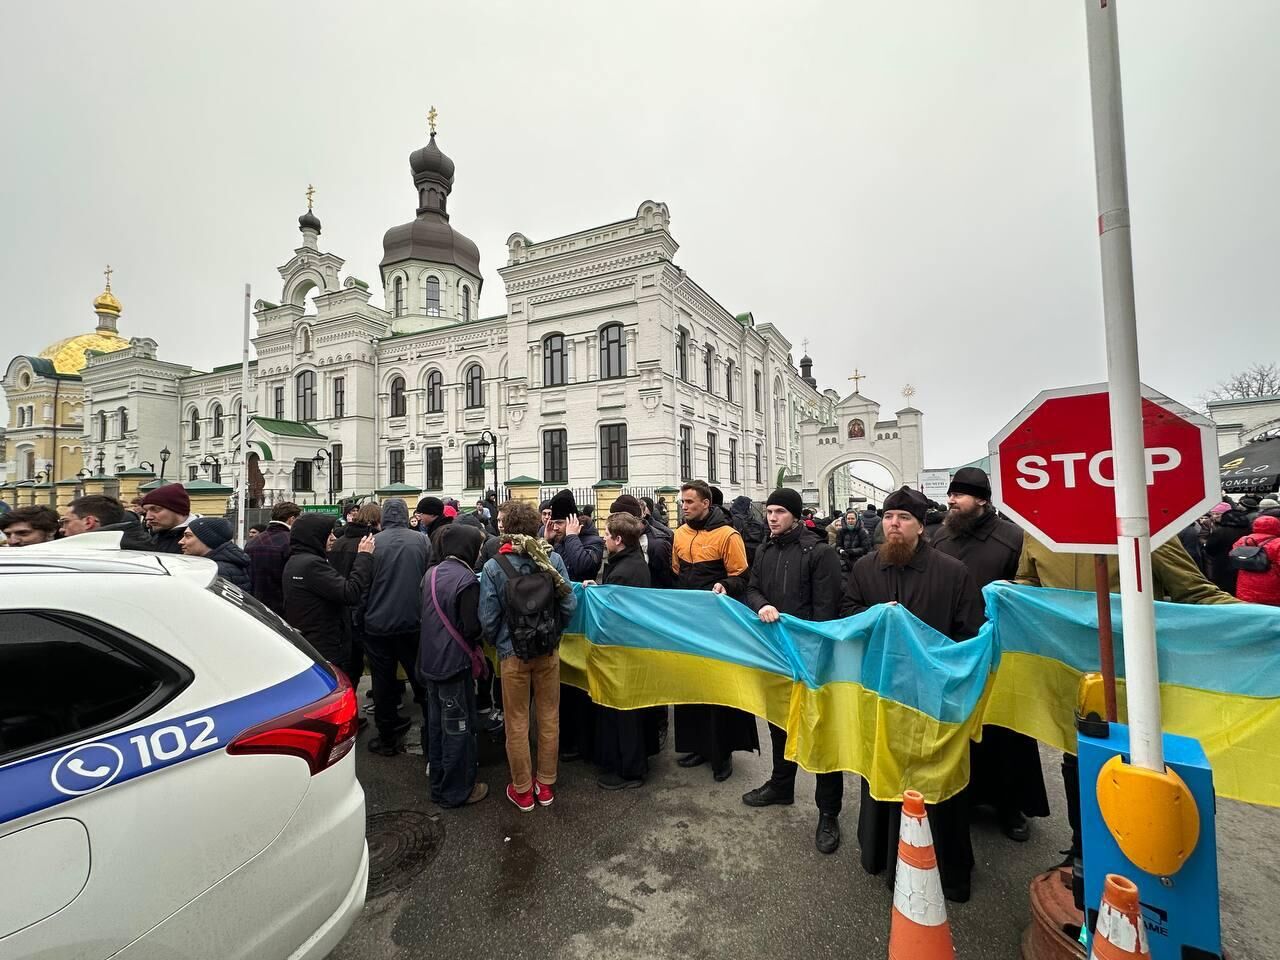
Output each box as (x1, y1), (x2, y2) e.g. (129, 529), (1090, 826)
(539, 499), (552, 514)
(766, 488), (804, 519)
(1210, 502), (1231, 515)
(710, 486), (724, 507)
(416, 496), (444, 516)
(188, 516), (232, 550)
(948, 466), (991, 500)
(610, 494), (644, 518)
(550, 489), (578, 521)
(140, 483), (190, 516)
(882, 486), (929, 524)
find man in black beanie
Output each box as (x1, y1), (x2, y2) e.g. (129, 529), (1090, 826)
(932, 467), (1048, 843)
(841, 485), (984, 902)
(416, 496), (450, 541)
(741, 488), (846, 853)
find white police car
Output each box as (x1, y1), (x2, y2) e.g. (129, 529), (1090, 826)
(0, 533), (367, 959)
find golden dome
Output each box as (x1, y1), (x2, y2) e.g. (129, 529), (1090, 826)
(93, 288), (122, 316)
(38, 332), (129, 375)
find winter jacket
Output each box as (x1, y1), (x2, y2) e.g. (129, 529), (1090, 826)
(478, 547), (578, 660)
(282, 514), (373, 663)
(601, 543), (652, 588)
(641, 519), (674, 589)
(364, 499), (431, 636)
(1232, 515), (1280, 606)
(728, 496), (768, 568)
(98, 513), (154, 551)
(671, 506), (749, 594)
(930, 508), (1023, 591)
(246, 521), (293, 615)
(149, 516), (197, 555)
(860, 511), (881, 535)
(841, 539), (984, 641)
(553, 518), (605, 583)
(832, 519), (872, 568)
(1016, 531), (1238, 604)
(208, 540), (252, 591)
(1178, 523), (1209, 577)
(1205, 510), (1252, 595)
(330, 521), (374, 578)
(743, 523), (843, 621)
(418, 551), (483, 682)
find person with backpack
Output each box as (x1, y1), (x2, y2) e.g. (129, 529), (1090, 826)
(728, 495), (767, 568)
(740, 488), (846, 853)
(419, 523), (490, 807)
(479, 499), (579, 812)
(1231, 514), (1280, 606)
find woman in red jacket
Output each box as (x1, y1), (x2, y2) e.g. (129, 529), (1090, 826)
(1233, 514), (1280, 605)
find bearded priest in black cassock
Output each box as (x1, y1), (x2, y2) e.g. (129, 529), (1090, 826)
(840, 486), (985, 903)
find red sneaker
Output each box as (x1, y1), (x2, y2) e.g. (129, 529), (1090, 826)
(506, 783), (535, 813)
(532, 780), (554, 807)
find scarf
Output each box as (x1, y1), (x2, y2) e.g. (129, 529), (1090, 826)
(499, 534), (573, 598)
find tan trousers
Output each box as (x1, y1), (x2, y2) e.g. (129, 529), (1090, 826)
(500, 650), (561, 792)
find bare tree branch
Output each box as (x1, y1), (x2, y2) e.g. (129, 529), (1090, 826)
(1203, 362), (1280, 405)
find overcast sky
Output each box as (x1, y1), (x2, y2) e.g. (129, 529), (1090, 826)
(2, 1), (1275, 469)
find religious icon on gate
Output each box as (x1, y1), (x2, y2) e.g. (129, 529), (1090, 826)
(847, 418), (865, 440)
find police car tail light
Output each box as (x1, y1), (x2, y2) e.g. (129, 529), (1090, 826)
(227, 670), (359, 775)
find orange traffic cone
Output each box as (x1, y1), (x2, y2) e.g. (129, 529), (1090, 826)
(888, 789), (955, 959)
(1090, 874), (1150, 959)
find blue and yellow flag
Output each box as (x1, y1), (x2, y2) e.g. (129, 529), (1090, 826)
(555, 582), (1280, 808)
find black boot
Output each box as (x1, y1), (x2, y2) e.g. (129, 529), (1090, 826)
(677, 752), (706, 768)
(742, 780), (795, 807)
(814, 813), (840, 855)
(712, 757), (733, 782)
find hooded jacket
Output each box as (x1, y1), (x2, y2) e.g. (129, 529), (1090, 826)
(671, 505), (749, 594)
(552, 516), (605, 582)
(1205, 509), (1252, 595)
(364, 499), (432, 636)
(282, 514), (372, 663)
(418, 524), (485, 681)
(743, 522), (843, 621)
(246, 520), (293, 615)
(330, 520), (374, 578)
(1232, 515), (1280, 606)
(208, 540), (252, 591)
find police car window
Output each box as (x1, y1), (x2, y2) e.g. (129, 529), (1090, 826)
(0, 612), (183, 762)
(206, 578), (325, 666)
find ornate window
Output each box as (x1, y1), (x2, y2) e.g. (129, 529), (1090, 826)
(543, 334), (566, 387)
(465, 364), (484, 409)
(331, 442), (344, 493)
(676, 328), (689, 381)
(389, 376), (407, 418)
(426, 370), (443, 413)
(189, 409), (200, 441)
(729, 438), (738, 484)
(600, 423), (628, 482)
(542, 429), (568, 485)
(425, 276), (441, 316)
(98, 411), (108, 442)
(212, 403), (224, 438)
(600, 323), (626, 380)
(333, 377), (345, 418)
(393, 277), (405, 317)
(707, 431), (718, 483)
(680, 425), (692, 481)
(292, 460), (313, 491)
(754, 370), (762, 412)
(296, 371), (316, 421)
(462, 284), (471, 322)
(725, 360), (735, 403)
(118, 406), (129, 436)
(465, 443), (486, 489)
(273, 386), (285, 420)
(423, 447), (443, 490)
(388, 449), (405, 484)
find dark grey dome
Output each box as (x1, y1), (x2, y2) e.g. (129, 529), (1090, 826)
(298, 209), (322, 233)
(409, 134), (455, 186)
(381, 217), (481, 278)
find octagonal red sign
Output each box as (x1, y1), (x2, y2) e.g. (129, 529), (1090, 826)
(988, 383), (1218, 553)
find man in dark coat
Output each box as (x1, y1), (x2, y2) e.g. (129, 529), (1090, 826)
(674, 480), (759, 781)
(842, 486), (984, 903)
(415, 496), (452, 546)
(63, 494), (153, 550)
(931, 467), (1050, 842)
(1204, 505), (1251, 595)
(612, 494), (673, 589)
(283, 514), (374, 665)
(740, 488), (846, 854)
(246, 501), (302, 616)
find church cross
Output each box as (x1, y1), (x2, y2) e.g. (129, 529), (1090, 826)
(902, 383), (917, 402)
(305, 184), (316, 211)
(428, 105), (438, 136)
(103, 264), (113, 290)
(848, 368), (865, 393)
(802, 338), (810, 354)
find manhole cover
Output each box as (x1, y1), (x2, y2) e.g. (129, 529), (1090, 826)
(366, 810), (445, 898)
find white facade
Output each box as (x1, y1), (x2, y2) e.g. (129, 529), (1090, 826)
(68, 132), (923, 511)
(1207, 394), (1280, 456)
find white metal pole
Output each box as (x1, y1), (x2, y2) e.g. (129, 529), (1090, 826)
(237, 284), (251, 545)
(1083, 0), (1163, 771)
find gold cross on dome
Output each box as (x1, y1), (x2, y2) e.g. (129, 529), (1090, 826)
(103, 264), (113, 290)
(428, 105), (438, 136)
(848, 368), (865, 393)
(902, 383), (917, 402)
(305, 184), (316, 211)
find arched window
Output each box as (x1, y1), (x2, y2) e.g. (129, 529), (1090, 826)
(296, 370), (316, 421)
(211, 403), (224, 438)
(426, 370), (444, 413)
(393, 277), (405, 317)
(189, 408), (201, 441)
(543, 334), (566, 386)
(725, 360), (736, 403)
(298, 326), (312, 353)
(425, 276), (441, 316)
(118, 406), (129, 436)
(704, 347), (716, 394)
(390, 376), (407, 417)
(465, 364), (484, 409)
(97, 411), (108, 442)
(462, 284), (471, 322)
(599, 323), (625, 380)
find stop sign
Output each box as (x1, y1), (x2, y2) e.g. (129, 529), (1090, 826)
(988, 383), (1218, 553)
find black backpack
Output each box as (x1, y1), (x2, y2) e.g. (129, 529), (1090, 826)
(1229, 536), (1273, 573)
(495, 554), (561, 660)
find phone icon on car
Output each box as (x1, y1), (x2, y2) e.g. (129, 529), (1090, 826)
(67, 759), (112, 778)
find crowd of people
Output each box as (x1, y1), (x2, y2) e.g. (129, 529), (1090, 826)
(2, 466), (1276, 904)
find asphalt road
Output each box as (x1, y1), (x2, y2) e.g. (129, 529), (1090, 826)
(331, 694), (1279, 960)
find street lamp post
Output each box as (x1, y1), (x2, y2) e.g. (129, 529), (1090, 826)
(159, 447), (171, 482)
(478, 429), (498, 504)
(138, 460), (155, 473)
(312, 448), (333, 504)
(200, 454), (223, 484)
(94, 451), (106, 477)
